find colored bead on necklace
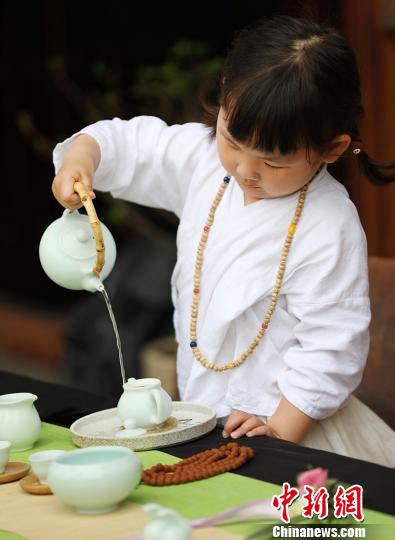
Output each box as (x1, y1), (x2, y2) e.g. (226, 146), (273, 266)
(189, 175), (309, 371)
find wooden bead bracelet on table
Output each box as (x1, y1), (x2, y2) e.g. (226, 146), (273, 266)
(142, 442), (254, 486)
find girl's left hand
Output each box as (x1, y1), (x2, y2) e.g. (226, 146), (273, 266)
(222, 409), (281, 439)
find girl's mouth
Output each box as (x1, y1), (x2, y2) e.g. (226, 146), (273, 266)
(243, 183), (260, 190)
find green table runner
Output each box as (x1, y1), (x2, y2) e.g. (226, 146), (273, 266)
(3, 422), (395, 539)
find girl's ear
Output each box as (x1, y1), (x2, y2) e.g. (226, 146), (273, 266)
(322, 134), (352, 163)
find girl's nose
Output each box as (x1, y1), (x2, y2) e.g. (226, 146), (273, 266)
(236, 163), (260, 184)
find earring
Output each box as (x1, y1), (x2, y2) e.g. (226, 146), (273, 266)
(353, 148), (361, 155)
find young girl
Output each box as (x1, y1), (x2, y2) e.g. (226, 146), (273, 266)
(52, 16), (395, 467)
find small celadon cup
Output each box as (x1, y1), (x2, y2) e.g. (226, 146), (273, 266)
(0, 441), (11, 474)
(47, 446), (142, 514)
(28, 449), (67, 485)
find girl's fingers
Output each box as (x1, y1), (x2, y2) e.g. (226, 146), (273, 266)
(56, 181), (82, 210)
(52, 172), (75, 201)
(80, 175), (96, 200)
(222, 411), (248, 438)
(70, 174), (95, 202)
(246, 424), (271, 437)
(230, 416), (264, 439)
(52, 170), (94, 210)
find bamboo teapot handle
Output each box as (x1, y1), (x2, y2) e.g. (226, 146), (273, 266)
(73, 181), (105, 276)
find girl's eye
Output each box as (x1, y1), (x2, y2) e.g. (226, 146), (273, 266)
(264, 162), (283, 169)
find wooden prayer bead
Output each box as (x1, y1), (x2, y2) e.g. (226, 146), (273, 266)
(142, 442), (254, 486)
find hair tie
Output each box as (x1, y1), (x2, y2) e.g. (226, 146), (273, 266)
(351, 137), (363, 155)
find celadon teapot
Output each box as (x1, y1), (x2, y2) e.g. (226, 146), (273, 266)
(117, 378), (173, 431)
(39, 182), (116, 292)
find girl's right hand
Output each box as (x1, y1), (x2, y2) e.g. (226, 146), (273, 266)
(52, 163), (96, 210)
(52, 134), (101, 210)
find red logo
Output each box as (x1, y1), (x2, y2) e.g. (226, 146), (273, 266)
(272, 482), (300, 524)
(272, 482), (364, 523)
(301, 485), (330, 519)
(333, 485), (364, 521)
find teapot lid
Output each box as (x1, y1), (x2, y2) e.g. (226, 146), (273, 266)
(59, 211), (97, 260)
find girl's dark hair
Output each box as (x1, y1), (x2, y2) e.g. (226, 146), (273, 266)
(203, 15), (395, 185)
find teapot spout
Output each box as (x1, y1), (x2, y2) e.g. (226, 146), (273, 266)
(82, 274), (104, 293)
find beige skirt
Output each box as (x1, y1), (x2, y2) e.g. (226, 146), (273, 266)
(301, 395), (395, 468)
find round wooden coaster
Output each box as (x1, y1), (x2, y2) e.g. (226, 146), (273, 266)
(19, 474), (52, 495)
(0, 462), (30, 484)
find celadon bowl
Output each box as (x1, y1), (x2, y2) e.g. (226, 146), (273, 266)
(47, 446), (141, 514)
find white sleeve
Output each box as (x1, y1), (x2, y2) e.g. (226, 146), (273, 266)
(278, 216), (370, 420)
(53, 116), (212, 217)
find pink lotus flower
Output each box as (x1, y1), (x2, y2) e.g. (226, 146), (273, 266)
(297, 467), (328, 489)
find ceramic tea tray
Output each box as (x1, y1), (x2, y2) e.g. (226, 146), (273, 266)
(70, 401), (216, 451)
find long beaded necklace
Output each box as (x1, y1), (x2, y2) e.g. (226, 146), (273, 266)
(189, 174), (310, 371)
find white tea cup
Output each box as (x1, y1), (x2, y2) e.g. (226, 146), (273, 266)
(0, 441), (11, 473)
(28, 449), (67, 485)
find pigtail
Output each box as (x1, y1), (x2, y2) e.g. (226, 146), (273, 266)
(356, 150), (395, 185)
(350, 123), (395, 185)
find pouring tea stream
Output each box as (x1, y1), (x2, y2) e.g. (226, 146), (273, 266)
(39, 181), (126, 384)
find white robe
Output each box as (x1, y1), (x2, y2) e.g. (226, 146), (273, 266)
(54, 116), (395, 467)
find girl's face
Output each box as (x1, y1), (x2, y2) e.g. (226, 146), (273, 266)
(216, 108), (324, 203)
